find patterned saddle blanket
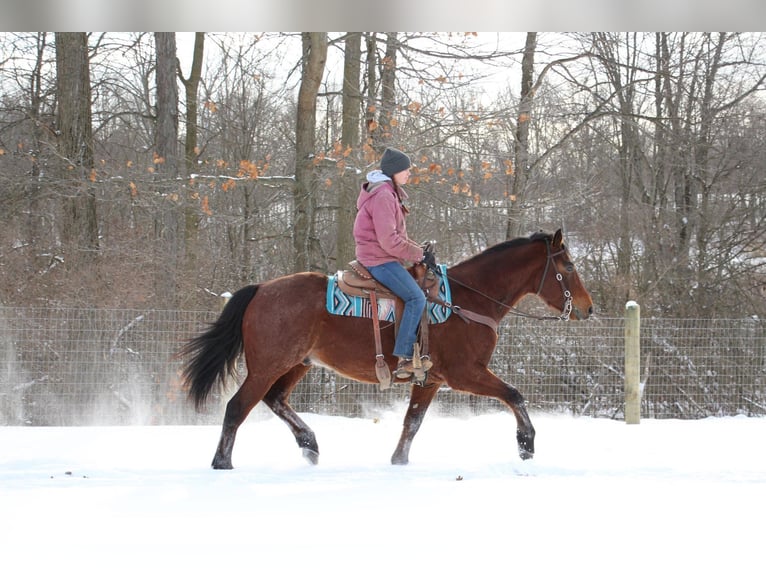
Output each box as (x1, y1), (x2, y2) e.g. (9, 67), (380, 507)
(326, 264), (452, 324)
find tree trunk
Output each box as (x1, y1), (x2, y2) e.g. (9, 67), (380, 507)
(376, 32), (398, 149)
(592, 33), (641, 299)
(505, 32), (536, 240)
(24, 33), (48, 266)
(179, 32), (205, 293)
(336, 32), (362, 270)
(693, 33), (725, 310)
(364, 33), (378, 144)
(153, 32), (181, 305)
(180, 32), (204, 178)
(293, 32), (328, 272)
(55, 32), (98, 261)
(154, 32), (179, 177)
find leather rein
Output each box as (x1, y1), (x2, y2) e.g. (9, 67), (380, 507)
(429, 238), (574, 331)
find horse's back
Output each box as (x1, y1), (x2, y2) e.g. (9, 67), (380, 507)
(259, 270), (328, 294)
(248, 271), (329, 320)
(246, 271), (329, 331)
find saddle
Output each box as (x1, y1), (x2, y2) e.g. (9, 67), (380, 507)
(337, 260), (440, 300)
(337, 260), (438, 389)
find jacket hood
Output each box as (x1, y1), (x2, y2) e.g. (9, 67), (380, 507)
(366, 169), (390, 184)
(356, 169), (410, 211)
(357, 170), (391, 210)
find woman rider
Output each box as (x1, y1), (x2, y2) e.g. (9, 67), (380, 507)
(353, 147), (436, 379)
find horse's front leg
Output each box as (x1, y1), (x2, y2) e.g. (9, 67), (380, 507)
(391, 382), (442, 465)
(512, 398), (535, 460)
(450, 368), (535, 460)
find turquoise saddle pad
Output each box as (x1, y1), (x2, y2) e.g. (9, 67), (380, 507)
(326, 264), (452, 324)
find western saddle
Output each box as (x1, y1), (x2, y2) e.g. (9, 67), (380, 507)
(336, 260), (440, 389)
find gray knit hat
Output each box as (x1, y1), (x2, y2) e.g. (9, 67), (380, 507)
(380, 147), (411, 177)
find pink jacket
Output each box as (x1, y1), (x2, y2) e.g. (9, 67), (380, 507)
(353, 175), (424, 267)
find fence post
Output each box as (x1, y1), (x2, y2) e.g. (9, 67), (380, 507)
(624, 300), (641, 424)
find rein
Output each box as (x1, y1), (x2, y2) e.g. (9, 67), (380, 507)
(431, 238), (574, 328)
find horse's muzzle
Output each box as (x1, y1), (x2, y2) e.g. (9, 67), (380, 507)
(572, 305), (594, 320)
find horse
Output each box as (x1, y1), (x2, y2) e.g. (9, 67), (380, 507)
(179, 229), (593, 469)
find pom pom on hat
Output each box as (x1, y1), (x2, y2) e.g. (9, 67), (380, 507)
(380, 147), (411, 177)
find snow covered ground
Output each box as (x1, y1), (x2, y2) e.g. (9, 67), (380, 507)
(2, 411), (764, 573)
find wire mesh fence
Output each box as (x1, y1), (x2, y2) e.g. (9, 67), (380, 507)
(1, 305), (764, 426)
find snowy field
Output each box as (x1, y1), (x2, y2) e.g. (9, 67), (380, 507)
(2, 411), (765, 573)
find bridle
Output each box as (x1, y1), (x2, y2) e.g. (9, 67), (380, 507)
(435, 237), (574, 323)
(534, 239), (574, 321)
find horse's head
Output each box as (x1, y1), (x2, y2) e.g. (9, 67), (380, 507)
(534, 229), (593, 320)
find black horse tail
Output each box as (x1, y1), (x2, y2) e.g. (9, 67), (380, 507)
(180, 285), (259, 410)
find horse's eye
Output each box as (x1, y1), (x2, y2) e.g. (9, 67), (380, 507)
(565, 263), (574, 273)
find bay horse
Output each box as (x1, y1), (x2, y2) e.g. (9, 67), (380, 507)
(180, 229), (593, 469)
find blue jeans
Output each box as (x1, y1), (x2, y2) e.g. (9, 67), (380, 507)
(367, 261), (426, 359)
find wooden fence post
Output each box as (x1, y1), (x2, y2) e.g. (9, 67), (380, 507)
(624, 300), (641, 424)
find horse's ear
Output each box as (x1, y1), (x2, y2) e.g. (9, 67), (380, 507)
(553, 228), (563, 247)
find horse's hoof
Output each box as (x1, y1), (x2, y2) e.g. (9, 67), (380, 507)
(212, 461), (233, 470)
(518, 448), (534, 461)
(517, 430), (535, 461)
(302, 448), (319, 465)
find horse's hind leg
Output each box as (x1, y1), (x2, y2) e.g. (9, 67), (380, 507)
(262, 364), (319, 464)
(212, 372), (272, 469)
(391, 382), (441, 465)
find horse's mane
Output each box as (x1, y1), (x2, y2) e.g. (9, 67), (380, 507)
(452, 231), (552, 269)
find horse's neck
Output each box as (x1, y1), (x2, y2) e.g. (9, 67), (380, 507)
(449, 247), (541, 318)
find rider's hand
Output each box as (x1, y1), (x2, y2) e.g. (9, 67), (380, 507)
(422, 249), (437, 270)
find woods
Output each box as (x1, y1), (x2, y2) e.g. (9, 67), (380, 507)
(1, 32), (764, 317)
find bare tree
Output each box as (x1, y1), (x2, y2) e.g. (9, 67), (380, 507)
(55, 32), (98, 263)
(376, 32), (398, 149)
(293, 32), (327, 272)
(179, 32), (204, 177)
(589, 33), (644, 299)
(364, 32), (378, 145)
(505, 32), (536, 240)
(154, 32), (179, 177)
(153, 32), (181, 305)
(21, 34), (52, 265)
(335, 32), (362, 270)
(178, 32), (205, 291)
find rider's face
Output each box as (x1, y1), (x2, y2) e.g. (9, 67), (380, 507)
(393, 168), (411, 186)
